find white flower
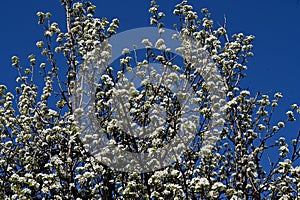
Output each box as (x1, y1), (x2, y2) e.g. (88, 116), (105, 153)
(149, 7), (158, 14)
(272, 126), (279, 131)
(40, 63), (46, 68)
(22, 188), (31, 194)
(258, 124), (266, 130)
(279, 195), (290, 200)
(48, 109), (58, 116)
(150, 17), (157, 25)
(44, 30), (53, 37)
(122, 48), (130, 55)
(156, 55), (165, 61)
(158, 28), (165, 34)
(24, 173), (33, 178)
(158, 12), (165, 18)
(171, 170), (180, 177)
(141, 38), (152, 48)
(240, 90), (250, 96)
(36, 41), (44, 48)
(155, 38), (166, 50)
(274, 92), (283, 98)
(230, 195), (242, 200)
(212, 182), (225, 190)
(5, 141), (13, 147)
(198, 177), (209, 186)
(291, 104), (298, 109)
(278, 122), (285, 128)
(279, 146), (289, 153)
(42, 186), (50, 194)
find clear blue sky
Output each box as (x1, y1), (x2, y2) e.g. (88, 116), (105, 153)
(0, 0), (299, 142)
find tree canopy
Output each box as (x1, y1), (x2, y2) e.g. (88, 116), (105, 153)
(0, 0), (299, 199)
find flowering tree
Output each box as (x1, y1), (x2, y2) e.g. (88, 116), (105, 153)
(0, 0), (299, 199)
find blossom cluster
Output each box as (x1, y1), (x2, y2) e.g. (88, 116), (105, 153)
(0, 0), (299, 199)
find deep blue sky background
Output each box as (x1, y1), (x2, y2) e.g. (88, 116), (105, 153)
(0, 1), (299, 156)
